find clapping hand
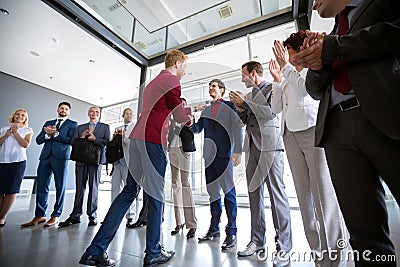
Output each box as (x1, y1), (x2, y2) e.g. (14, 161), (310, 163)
(269, 59), (282, 83)
(229, 91), (245, 110)
(292, 30), (326, 70)
(272, 40), (289, 68)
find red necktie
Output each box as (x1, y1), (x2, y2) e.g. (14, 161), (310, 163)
(211, 99), (221, 120)
(332, 7), (352, 94)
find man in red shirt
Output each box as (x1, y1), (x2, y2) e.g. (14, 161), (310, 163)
(79, 50), (192, 267)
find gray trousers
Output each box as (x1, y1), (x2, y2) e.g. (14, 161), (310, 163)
(284, 126), (349, 267)
(71, 163), (101, 220)
(111, 160), (137, 220)
(245, 141), (292, 252)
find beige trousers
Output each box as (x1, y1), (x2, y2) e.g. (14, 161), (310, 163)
(169, 147), (197, 229)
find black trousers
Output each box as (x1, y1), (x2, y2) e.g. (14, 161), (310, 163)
(323, 107), (399, 267)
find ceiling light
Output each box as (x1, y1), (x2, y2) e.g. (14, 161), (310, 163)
(49, 76), (55, 80)
(108, 3), (121, 12)
(89, 59), (95, 63)
(30, 51), (40, 56)
(51, 37), (59, 44)
(135, 41), (148, 50)
(218, 5), (233, 19)
(0, 8), (9, 15)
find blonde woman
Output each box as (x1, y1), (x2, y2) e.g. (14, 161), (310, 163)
(0, 109), (33, 226)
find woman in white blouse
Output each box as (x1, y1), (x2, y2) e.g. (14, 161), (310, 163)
(0, 109), (33, 227)
(270, 31), (347, 266)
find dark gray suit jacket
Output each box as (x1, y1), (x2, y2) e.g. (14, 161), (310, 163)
(306, 0), (400, 146)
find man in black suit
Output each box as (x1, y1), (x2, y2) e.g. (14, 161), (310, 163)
(59, 106), (110, 227)
(292, 0), (400, 265)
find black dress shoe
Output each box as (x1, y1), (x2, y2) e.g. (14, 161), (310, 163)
(88, 219), (98, 226)
(58, 217), (80, 228)
(0, 221), (5, 227)
(170, 224), (185, 235)
(221, 234), (237, 250)
(79, 252), (115, 267)
(143, 249), (175, 266)
(186, 228), (196, 239)
(126, 220), (146, 228)
(198, 230), (220, 242)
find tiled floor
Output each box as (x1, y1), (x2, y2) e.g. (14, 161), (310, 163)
(0, 190), (399, 267)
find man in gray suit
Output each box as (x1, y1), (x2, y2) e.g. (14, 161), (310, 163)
(292, 0), (400, 266)
(229, 61), (292, 267)
(59, 106), (110, 227)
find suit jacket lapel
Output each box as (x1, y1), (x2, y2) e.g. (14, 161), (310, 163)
(348, 0), (372, 32)
(58, 118), (69, 130)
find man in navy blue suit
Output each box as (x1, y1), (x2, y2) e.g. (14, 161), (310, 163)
(190, 79), (243, 251)
(21, 102), (78, 227)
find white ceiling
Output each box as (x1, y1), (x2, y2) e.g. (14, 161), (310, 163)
(0, 0), (141, 107)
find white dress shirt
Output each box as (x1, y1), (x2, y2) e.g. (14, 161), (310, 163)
(0, 126), (34, 163)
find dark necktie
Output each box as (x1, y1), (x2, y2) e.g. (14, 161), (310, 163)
(56, 119), (63, 130)
(332, 6), (352, 94)
(124, 124), (128, 131)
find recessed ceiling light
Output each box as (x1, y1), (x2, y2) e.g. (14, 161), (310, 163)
(0, 8), (9, 15)
(51, 37), (59, 44)
(89, 59), (95, 63)
(49, 76), (55, 80)
(30, 51), (40, 56)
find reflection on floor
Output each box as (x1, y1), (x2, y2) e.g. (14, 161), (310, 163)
(0, 190), (399, 267)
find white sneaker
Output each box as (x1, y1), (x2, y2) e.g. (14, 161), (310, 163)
(273, 250), (290, 267)
(237, 241), (265, 257)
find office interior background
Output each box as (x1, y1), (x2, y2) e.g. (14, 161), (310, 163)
(0, 0), (398, 266)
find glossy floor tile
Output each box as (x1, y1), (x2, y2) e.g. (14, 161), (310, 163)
(0, 190), (399, 267)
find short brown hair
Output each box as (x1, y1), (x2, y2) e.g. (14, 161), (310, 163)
(209, 79), (226, 96)
(283, 30), (307, 52)
(242, 61), (263, 76)
(164, 50), (188, 68)
(8, 108), (29, 127)
(122, 108), (133, 116)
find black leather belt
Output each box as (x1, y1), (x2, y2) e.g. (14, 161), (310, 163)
(331, 97), (360, 112)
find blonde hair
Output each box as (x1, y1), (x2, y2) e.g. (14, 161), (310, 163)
(8, 109), (29, 127)
(164, 49), (188, 68)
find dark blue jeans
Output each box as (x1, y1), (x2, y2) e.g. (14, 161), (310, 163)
(205, 156), (237, 235)
(86, 140), (167, 259)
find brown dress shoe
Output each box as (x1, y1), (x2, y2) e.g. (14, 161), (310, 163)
(44, 217), (59, 227)
(21, 217), (46, 227)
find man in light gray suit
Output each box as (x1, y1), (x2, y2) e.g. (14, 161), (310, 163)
(59, 106), (110, 228)
(230, 61), (292, 267)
